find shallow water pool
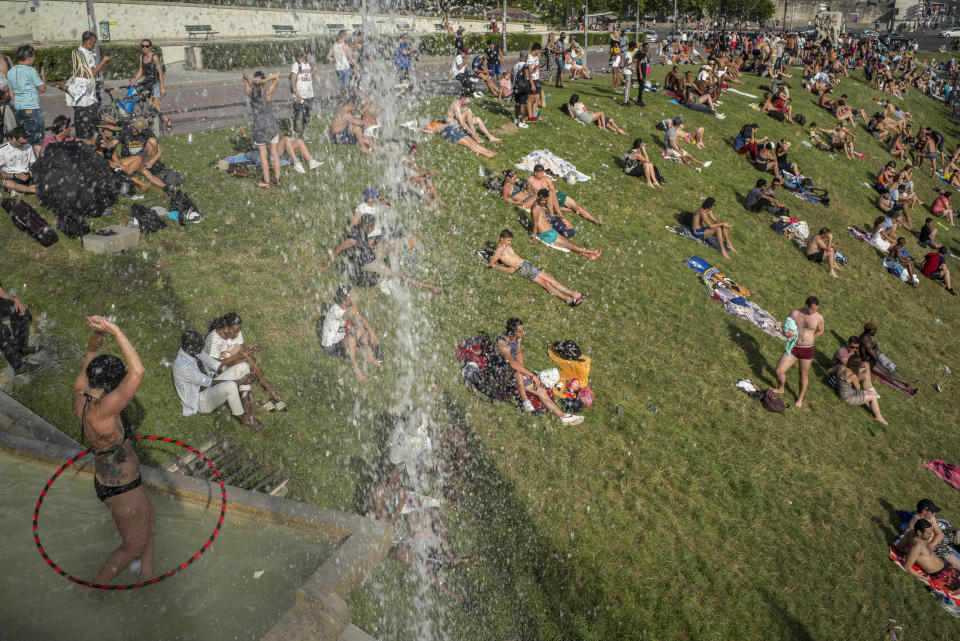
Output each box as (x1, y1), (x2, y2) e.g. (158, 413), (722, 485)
(0, 452), (339, 641)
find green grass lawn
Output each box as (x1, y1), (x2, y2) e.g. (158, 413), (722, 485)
(3, 62), (960, 640)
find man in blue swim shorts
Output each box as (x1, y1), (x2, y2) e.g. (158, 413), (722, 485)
(530, 189), (601, 259)
(691, 197), (737, 260)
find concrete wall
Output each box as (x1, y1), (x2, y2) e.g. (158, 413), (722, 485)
(768, 0), (911, 30)
(0, 0), (544, 44)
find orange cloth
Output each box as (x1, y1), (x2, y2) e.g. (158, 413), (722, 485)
(547, 348), (591, 393)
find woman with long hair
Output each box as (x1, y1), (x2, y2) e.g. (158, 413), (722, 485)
(243, 70), (281, 188)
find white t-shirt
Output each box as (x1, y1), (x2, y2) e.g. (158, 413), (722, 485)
(0, 142), (36, 174)
(204, 329), (244, 361)
(525, 54), (540, 80)
(320, 304), (347, 347)
(450, 54), (465, 77)
(291, 61), (314, 99)
(353, 201), (383, 237)
(622, 50), (633, 74)
(332, 43), (350, 71)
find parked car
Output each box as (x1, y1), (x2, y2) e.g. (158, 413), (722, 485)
(665, 30), (685, 41)
(863, 29), (880, 37)
(797, 25), (817, 35)
(879, 32), (910, 47)
(642, 29), (658, 43)
(846, 30), (865, 39)
(941, 27), (960, 38)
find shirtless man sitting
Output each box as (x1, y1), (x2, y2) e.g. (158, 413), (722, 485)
(529, 189), (600, 259)
(330, 98), (380, 154)
(903, 519), (960, 596)
(691, 197), (737, 260)
(834, 94), (868, 127)
(495, 317), (584, 425)
(446, 92), (501, 144)
(805, 227), (840, 278)
(903, 499), (960, 569)
(525, 164), (601, 226)
(487, 229), (587, 307)
(774, 296), (823, 408)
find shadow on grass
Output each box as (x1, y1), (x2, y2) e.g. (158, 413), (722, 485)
(757, 587), (817, 641)
(877, 497), (905, 544)
(726, 320), (775, 386)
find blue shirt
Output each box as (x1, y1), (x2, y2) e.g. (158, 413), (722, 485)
(6, 64), (43, 110)
(395, 43), (412, 69)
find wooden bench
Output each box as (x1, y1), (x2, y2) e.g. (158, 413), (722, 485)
(352, 23), (361, 31)
(435, 23), (446, 32)
(326, 23), (346, 33)
(396, 22), (411, 31)
(272, 24), (298, 38)
(523, 24), (533, 32)
(185, 24), (218, 40)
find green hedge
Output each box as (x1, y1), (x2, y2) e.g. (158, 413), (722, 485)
(1, 45), (157, 82)
(415, 33), (544, 56)
(200, 37), (333, 70)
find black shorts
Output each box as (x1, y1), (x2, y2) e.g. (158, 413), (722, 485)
(7, 173), (32, 187)
(533, 79), (541, 93)
(95, 476), (142, 502)
(807, 250), (825, 263)
(514, 91), (528, 104)
(323, 340), (347, 358)
(73, 104), (100, 140)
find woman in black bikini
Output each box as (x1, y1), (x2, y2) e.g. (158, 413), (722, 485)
(71, 315), (154, 584)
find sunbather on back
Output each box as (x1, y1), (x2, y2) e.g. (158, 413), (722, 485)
(530, 189), (600, 260)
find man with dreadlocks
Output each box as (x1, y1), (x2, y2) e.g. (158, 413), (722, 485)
(71, 315), (154, 584)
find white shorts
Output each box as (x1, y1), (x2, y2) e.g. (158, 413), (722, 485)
(665, 148), (686, 158)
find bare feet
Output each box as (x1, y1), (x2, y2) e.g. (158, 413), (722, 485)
(830, 271), (839, 278)
(489, 137), (502, 143)
(876, 416), (889, 425)
(795, 399), (803, 408)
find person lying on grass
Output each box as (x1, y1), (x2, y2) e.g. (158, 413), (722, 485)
(826, 355), (887, 424)
(501, 169), (536, 208)
(561, 94), (627, 135)
(330, 97), (381, 154)
(529, 189), (601, 259)
(625, 139), (662, 188)
(486, 229), (587, 307)
(495, 317), (584, 425)
(369, 463), (475, 609)
(921, 247), (956, 295)
(691, 197), (737, 260)
(403, 142), (443, 207)
(672, 118), (706, 149)
(320, 285), (381, 382)
(805, 227), (840, 278)
(205, 312), (286, 413)
(525, 163), (602, 226)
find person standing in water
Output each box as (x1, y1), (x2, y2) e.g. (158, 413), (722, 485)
(71, 315), (154, 584)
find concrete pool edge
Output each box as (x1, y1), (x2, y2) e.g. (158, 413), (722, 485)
(0, 391), (388, 641)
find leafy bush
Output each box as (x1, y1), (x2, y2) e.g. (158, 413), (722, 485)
(415, 33), (544, 56)
(1, 44), (151, 82)
(200, 38), (332, 70)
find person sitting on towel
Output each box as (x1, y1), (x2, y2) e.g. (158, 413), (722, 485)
(501, 169), (536, 208)
(903, 519), (960, 593)
(903, 500), (960, 569)
(530, 189), (601, 259)
(806, 227), (840, 278)
(525, 163), (602, 226)
(691, 197), (737, 261)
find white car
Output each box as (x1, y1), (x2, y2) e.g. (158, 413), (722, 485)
(642, 29), (657, 43)
(941, 27), (960, 38)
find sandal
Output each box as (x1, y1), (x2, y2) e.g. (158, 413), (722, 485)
(569, 295), (585, 307)
(270, 397), (287, 412)
(259, 399), (276, 412)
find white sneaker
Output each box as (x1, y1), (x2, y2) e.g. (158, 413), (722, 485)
(517, 121), (529, 129)
(560, 413), (584, 425)
(703, 161), (712, 168)
(473, 91), (484, 98)
(522, 400), (535, 413)
(308, 159), (323, 170)
(714, 112), (726, 120)
(294, 163), (306, 174)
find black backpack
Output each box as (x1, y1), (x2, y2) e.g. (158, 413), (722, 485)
(169, 190), (201, 225)
(2, 198), (58, 247)
(56, 212), (90, 239)
(131, 204), (166, 234)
